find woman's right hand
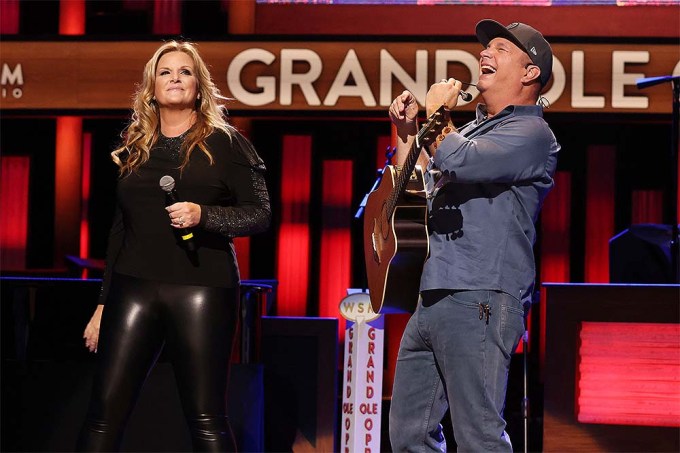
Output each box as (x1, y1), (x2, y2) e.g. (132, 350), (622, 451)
(83, 304), (104, 353)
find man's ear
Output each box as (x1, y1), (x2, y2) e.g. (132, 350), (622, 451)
(523, 65), (541, 85)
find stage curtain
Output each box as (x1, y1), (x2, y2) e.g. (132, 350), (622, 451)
(78, 133), (92, 278)
(0, 156), (30, 270)
(585, 145), (616, 283)
(0, 0), (19, 34)
(539, 171), (572, 365)
(54, 117), (83, 267)
(153, 0), (182, 35)
(631, 189), (664, 225)
(276, 135), (312, 316)
(319, 159), (353, 339)
(59, 0), (85, 35)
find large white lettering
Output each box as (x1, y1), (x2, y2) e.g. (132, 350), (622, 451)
(543, 55), (566, 107)
(1, 63), (23, 85)
(1, 63), (24, 99)
(221, 46), (673, 112)
(571, 51), (605, 108)
(324, 49), (376, 106)
(379, 49), (427, 106)
(227, 48), (276, 106)
(280, 49), (322, 106)
(612, 50), (649, 109)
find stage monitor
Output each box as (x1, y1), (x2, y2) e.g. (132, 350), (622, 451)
(609, 224), (675, 284)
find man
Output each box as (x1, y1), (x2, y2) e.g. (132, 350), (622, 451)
(387, 20), (560, 452)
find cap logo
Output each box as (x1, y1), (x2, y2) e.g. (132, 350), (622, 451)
(529, 46), (537, 56)
(508, 23), (519, 29)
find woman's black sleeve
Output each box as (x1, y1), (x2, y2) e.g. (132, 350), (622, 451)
(199, 132), (271, 237)
(98, 202), (124, 305)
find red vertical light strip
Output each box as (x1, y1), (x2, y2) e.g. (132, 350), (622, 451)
(234, 236), (251, 281)
(0, 0), (20, 34)
(227, 0), (255, 34)
(539, 171), (572, 368)
(319, 160), (353, 339)
(631, 190), (664, 225)
(79, 132), (92, 278)
(59, 0), (85, 35)
(276, 135), (312, 316)
(0, 156), (30, 270)
(585, 145), (616, 283)
(153, 0), (182, 35)
(55, 117), (83, 267)
(56, 1), (84, 266)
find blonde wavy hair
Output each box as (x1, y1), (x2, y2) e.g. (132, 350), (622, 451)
(112, 40), (233, 175)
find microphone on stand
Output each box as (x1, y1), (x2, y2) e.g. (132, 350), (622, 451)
(159, 175), (196, 252)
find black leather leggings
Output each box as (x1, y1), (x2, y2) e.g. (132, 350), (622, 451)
(77, 273), (239, 452)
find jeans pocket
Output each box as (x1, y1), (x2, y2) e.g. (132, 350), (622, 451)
(499, 296), (525, 356)
(446, 289), (488, 309)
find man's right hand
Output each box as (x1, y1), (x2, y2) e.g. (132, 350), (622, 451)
(426, 78), (462, 117)
(389, 90), (419, 139)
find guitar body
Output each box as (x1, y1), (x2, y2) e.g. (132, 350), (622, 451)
(363, 164), (429, 314)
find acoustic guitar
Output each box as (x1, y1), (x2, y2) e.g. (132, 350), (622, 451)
(363, 105), (448, 313)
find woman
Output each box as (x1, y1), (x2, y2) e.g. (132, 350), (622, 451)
(78, 41), (271, 452)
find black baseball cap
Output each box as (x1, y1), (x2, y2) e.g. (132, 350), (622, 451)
(476, 19), (553, 87)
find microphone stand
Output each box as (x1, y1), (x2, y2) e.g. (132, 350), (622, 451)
(636, 75), (680, 283)
(354, 146), (395, 219)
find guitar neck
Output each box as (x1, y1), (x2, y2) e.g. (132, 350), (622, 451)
(386, 105), (446, 217)
(386, 139), (423, 215)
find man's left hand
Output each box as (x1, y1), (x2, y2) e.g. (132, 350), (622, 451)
(426, 78), (462, 117)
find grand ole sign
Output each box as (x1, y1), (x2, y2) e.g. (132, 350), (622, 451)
(1, 41), (678, 113)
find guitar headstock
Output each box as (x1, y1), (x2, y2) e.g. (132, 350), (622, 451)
(416, 105), (448, 148)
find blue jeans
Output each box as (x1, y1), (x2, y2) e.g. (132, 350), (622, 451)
(389, 289), (525, 452)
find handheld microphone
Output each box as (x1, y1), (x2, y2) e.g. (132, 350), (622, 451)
(159, 175), (196, 251)
(459, 81), (478, 102)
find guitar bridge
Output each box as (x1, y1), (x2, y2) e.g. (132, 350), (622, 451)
(405, 188), (427, 198)
(371, 232), (380, 264)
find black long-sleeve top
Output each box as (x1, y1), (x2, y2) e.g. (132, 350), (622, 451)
(99, 128), (271, 304)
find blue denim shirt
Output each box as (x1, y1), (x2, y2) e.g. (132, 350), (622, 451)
(420, 103), (560, 305)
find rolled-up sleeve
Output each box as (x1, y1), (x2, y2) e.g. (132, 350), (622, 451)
(433, 116), (557, 184)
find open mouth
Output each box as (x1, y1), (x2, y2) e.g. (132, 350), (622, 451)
(481, 65), (497, 75)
